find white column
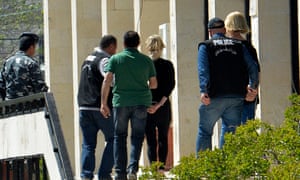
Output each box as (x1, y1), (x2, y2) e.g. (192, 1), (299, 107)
(170, 0), (205, 165)
(44, 0), (75, 175)
(250, 0), (292, 126)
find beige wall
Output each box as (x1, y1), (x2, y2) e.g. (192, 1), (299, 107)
(134, 0), (169, 53)
(102, 0), (134, 51)
(209, 0), (244, 19)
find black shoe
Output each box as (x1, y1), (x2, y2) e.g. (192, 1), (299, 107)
(98, 176), (112, 180)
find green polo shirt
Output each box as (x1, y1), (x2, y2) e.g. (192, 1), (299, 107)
(105, 48), (156, 107)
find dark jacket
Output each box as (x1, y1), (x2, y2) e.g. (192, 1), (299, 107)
(77, 49), (113, 108)
(242, 40), (261, 104)
(200, 37), (249, 98)
(0, 51), (48, 99)
(151, 58), (175, 102)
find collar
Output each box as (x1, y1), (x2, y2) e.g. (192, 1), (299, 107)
(212, 33), (225, 38)
(94, 47), (111, 57)
(124, 48), (139, 53)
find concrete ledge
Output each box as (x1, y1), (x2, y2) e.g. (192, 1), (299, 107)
(0, 93), (73, 179)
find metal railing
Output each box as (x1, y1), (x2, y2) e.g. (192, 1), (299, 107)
(0, 155), (48, 180)
(0, 93), (45, 118)
(0, 92), (73, 179)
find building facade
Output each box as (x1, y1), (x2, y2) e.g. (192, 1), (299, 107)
(43, 0), (297, 179)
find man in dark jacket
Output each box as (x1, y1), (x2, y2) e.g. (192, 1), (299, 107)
(77, 35), (117, 180)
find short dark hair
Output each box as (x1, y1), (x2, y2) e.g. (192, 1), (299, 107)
(19, 32), (39, 51)
(100, 35), (117, 49)
(123, 31), (140, 48)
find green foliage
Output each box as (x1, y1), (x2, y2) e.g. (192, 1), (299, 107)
(285, 94), (300, 132)
(141, 94), (300, 179)
(139, 161), (167, 180)
(0, 0), (42, 27)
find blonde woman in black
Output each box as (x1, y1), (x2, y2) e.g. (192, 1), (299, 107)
(145, 35), (175, 170)
(220, 11), (260, 148)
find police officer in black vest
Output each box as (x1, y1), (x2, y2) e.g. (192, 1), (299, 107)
(77, 35), (117, 180)
(196, 18), (259, 152)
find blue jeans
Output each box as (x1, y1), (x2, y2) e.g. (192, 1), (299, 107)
(241, 101), (256, 124)
(196, 98), (243, 152)
(113, 105), (147, 179)
(220, 101), (256, 147)
(80, 110), (114, 179)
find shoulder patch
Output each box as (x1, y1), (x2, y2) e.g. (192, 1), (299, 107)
(86, 55), (96, 62)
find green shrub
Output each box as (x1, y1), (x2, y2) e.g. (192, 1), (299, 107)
(139, 161), (167, 180)
(141, 94), (300, 179)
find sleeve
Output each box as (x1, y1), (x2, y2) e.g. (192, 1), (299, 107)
(161, 61), (175, 97)
(104, 56), (115, 73)
(244, 42), (261, 72)
(242, 45), (259, 89)
(29, 61), (48, 93)
(198, 44), (210, 93)
(149, 59), (156, 78)
(99, 57), (110, 77)
(0, 64), (6, 100)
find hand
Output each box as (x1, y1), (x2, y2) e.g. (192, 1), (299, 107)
(100, 104), (111, 118)
(245, 87), (258, 102)
(200, 93), (210, 105)
(147, 104), (160, 114)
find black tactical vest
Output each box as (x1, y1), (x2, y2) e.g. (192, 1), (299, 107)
(200, 37), (248, 97)
(77, 51), (112, 108)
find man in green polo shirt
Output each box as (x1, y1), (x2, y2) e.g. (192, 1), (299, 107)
(101, 30), (157, 180)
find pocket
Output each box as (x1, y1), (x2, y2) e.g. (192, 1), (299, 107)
(134, 105), (147, 120)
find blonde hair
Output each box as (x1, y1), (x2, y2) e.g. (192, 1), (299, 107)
(225, 11), (249, 34)
(145, 34), (165, 51)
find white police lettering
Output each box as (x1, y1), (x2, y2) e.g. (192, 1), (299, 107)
(215, 48), (237, 56)
(213, 39), (234, 46)
(213, 39), (237, 56)
(213, 39), (223, 46)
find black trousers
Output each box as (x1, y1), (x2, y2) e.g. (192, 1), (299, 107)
(145, 100), (171, 166)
